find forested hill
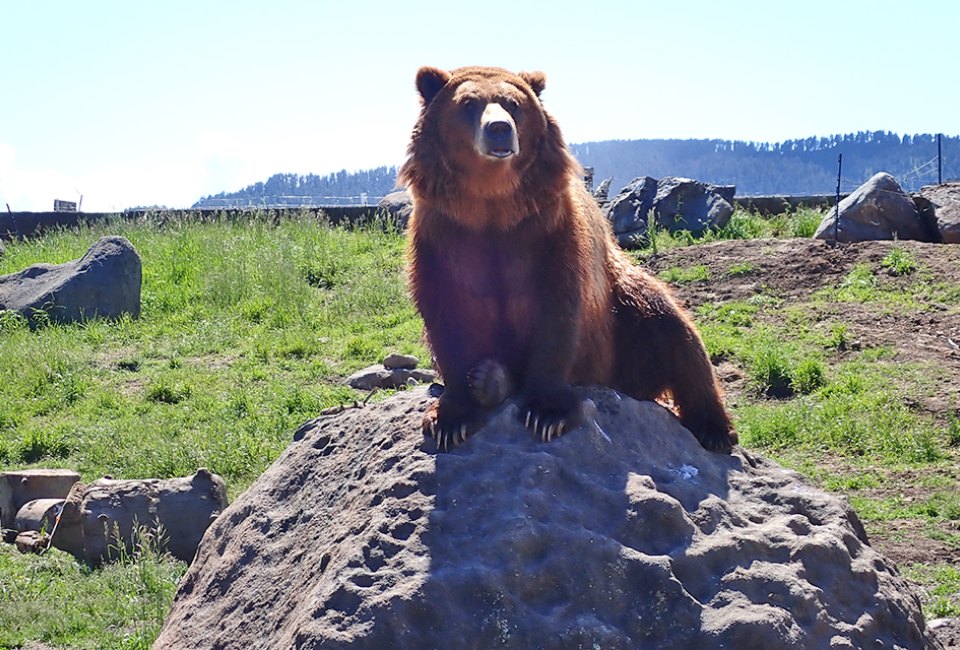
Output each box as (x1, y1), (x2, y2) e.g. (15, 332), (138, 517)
(571, 132), (957, 196)
(193, 133), (957, 207)
(193, 166), (399, 208)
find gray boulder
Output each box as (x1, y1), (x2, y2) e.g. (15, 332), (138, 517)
(915, 181), (960, 243)
(593, 177), (614, 204)
(0, 235), (141, 326)
(814, 172), (935, 243)
(154, 387), (936, 650)
(654, 176), (735, 236)
(605, 176), (658, 247)
(54, 469), (228, 564)
(0, 468), (80, 529)
(604, 177), (735, 248)
(378, 189), (413, 228)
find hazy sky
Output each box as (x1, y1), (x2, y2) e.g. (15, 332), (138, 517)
(1, 1), (956, 212)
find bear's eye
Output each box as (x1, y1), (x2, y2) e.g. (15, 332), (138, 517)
(502, 98), (520, 112)
(460, 98), (481, 117)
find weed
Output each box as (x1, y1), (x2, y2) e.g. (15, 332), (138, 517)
(881, 247), (919, 276)
(791, 358), (826, 394)
(948, 414), (960, 447)
(826, 323), (850, 351)
(727, 262), (755, 276)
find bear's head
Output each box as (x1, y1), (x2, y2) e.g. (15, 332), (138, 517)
(401, 66), (575, 215)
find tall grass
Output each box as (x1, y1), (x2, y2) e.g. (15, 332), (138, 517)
(0, 212), (424, 487)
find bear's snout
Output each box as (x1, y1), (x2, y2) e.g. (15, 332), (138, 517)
(477, 103), (518, 159)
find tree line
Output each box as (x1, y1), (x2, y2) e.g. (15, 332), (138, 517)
(572, 132), (957, 195)
(193, 132), (958, 206)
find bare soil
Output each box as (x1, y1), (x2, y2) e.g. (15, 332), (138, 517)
(643, 238), (960, 427)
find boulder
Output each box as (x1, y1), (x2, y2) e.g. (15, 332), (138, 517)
(0, 468), (80, 529)
(53, 469), (228, 564)
(915, 181), (960, 243)
(593, 177), (613, 204)
(154, 387), (936, 650)
(604, 177), (735, 248)
(814, 172), (936, 243)
(378, 189), (413, 228)
(0, 235), (141, 327)
(605, 176), (658, 247)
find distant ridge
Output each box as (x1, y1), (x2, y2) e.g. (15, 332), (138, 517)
(193, 132), (958, 207)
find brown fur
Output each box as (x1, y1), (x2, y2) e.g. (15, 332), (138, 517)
(401, 66), (736, 452)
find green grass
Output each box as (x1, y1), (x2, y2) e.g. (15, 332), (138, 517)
(904, 564), (960, 619)
(638, 207), (824, 255)
(0, 212), (424, 486)
(0, 530), (185, 649)
(659, 264), (710, 284)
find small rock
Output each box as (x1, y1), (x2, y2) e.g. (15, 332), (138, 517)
(14, 530), (48, 554)
(347, 364), (436, 390)
(383, 353), (419, 370)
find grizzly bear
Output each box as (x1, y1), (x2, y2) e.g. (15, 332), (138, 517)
(400, 66), (736, 453)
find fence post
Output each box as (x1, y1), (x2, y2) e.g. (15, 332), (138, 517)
(938, 133), (942, 185)
(834, 153), (842, 244)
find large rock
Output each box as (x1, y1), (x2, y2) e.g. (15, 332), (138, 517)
(154, 387), (936, 649)
(605, 176), (658, 247)
(814, 172), (936, 243)
(654, 176), (735, 235)
(55, 469), (228, 564)
(0, 235), (141, 327)
(604, 177), (735, 247)
(378, 189), (413, 228)
(915, 181), (960, 243)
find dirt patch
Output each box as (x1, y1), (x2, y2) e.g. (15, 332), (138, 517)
(643, 238), (960, 420)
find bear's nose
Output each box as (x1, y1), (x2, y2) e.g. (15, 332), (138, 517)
(484, 119), (513, 137)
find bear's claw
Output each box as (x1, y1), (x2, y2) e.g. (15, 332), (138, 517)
(423, 398), (481, 452)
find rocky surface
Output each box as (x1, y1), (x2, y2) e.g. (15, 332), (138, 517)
(814, 172), (936, 243)
(0, 235), (141, 326)
(154, 387), (937, 649)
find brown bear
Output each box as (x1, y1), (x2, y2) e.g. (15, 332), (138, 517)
(400, 66), (736, 453)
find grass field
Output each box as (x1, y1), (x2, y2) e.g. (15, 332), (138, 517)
(0, 209), (957, 648)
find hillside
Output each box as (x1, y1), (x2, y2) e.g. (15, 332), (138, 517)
(572, 132), (958, 196)
(193, 132), (957, 208)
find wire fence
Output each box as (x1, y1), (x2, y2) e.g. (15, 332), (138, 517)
(837, 134), (957, 193)
(195, 194), (387, 209)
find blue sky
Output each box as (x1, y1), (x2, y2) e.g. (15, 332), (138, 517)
(1, 0), (956, 212)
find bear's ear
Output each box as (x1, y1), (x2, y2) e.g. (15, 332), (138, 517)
(519, 71), (547, 97)
(416, 66), (451, 106)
